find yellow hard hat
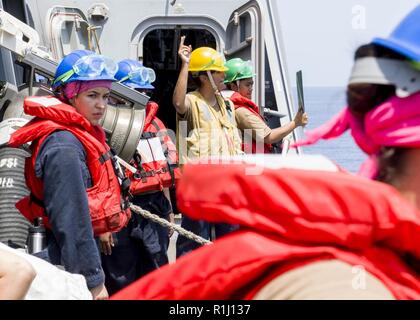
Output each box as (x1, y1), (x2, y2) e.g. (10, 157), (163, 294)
(188, 47), (228, 72)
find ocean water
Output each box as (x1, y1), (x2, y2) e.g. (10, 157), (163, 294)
(293, 87), (366, 173)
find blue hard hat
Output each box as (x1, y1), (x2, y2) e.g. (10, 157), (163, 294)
(53, 50), (118, 90)
(372, 5), (420, 62)
(115, 59), (156, 90)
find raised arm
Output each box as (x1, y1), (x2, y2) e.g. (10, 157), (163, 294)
(172, 36), (192, 115)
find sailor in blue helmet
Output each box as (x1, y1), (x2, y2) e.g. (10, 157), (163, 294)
(114, 59), (156, 91)
(101, 59), (178, 295)
(9, 50), (132, 300)
(340, 4), (420, 118)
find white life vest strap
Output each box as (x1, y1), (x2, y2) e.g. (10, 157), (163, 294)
(115, 155), (137, 174)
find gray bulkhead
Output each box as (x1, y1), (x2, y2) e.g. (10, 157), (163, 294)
(2, 0), (300, 147)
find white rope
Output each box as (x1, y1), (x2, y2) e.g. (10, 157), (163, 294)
(129, 203), (212, 246)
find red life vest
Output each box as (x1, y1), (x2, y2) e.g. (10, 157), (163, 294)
(112, 159), (420, 300)
(230, 92), (273, 154)
(127, 101), (181, 195)
(8, 96), (131, 236)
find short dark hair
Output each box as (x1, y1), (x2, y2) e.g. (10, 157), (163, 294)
(190, 71), (217, 87)
(226, 82), (237, 90)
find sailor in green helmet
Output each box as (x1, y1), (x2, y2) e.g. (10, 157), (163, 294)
(223, 58), (308, 153)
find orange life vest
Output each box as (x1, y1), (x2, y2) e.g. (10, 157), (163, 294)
(112, 159), (420, 300)
(230, 92), (273, 154)
(127, 102), (181, 194)
(8, 96), (131, 236)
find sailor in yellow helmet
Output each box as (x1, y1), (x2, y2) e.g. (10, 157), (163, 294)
(173, 36), (242, 257)
(173, 36), (242, 162)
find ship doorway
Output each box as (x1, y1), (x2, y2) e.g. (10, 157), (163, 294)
(142, 28), (216, 133)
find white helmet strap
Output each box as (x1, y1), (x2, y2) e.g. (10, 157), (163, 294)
(349, 57), (420, 97)
(207, 70), (219, 93)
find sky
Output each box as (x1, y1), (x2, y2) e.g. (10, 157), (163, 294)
(277, 0), (420, 87)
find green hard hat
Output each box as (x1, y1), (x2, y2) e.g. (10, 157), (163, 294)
(224, 58), (255, 83)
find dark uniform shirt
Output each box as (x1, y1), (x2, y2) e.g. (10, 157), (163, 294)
(35, 130), (104, 289)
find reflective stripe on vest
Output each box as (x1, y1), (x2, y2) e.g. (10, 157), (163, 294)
(129, 117), (180, 194)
